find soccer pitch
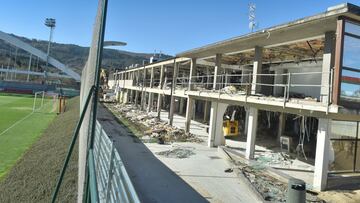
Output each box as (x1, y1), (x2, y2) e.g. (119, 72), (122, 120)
(0, 93), (56, 178)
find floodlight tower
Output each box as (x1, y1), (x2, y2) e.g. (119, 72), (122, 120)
(45, 18), (56, 68)
(248, 3), (257, 32)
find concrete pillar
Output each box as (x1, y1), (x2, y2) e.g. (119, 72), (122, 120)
(208, 102), (228, 147)
(134, 90), (139, 106)
(122, 90), (129, 104)
(119, 90), (124, 103)
(313, 118), (331, 191)
(147, 92), (154, 112)
(140, 91), (146, 110)
(251, 46), (263, 94)
(185, 97), (194, 133)
(169, 62), (179, 125)
(203, 100), (210, 122)
(150, 67), (154, 88)
(213, 54), (222, 90)
(245, 107), (258, 159)
(321, 32), (335, 104)
(159, 65), (164, 89)
(157, 94), (162, 118)
(192, 100), (196, 120)
(179, 98), (185, 114)
(188, 58), (197, 90)
(277, 112), (286, 141)
(136, 70), (140, 86)
(244, 108), (249, 135)
(129, 90), (134, 103)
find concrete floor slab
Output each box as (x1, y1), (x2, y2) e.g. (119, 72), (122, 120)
(145, 142), (262, 203)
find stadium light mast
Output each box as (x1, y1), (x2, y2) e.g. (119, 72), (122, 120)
(45, 18), (56, 68)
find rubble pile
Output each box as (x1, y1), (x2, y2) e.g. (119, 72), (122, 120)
(106, 103), (203, 143)
(241, 164), (287, 202)
(233, 159), (322, 202)
(156, 145), (195, 159)
(256, 152), (293, 167)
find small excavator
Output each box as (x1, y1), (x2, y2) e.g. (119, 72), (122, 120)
(223, 109), (239, 137)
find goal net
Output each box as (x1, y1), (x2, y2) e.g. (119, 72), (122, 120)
(32, 91), (58, 113)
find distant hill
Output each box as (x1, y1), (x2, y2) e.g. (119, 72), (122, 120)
(0, 33), (172, 74)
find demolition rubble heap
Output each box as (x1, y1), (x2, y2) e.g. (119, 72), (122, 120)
(105, 103), (203, 143)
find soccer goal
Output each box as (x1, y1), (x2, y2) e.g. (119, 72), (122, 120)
(32, 91), (59, 113)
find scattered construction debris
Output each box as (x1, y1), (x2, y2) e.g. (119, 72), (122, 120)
(156, 145), (195, 159)
(104, 103), (203, 143)
(223, 149), (323, 202)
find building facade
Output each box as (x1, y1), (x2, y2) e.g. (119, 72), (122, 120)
(112, 3), (360, 191)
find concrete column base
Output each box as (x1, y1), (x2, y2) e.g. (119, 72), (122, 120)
(185, 97), (194, 133)
(169, 96), (176, 125)
(245, 107), (258, 159)
(208, 102), (228, 147)
(179, 98), (185, 115)
(147, 92), (154, 112)
(157, 94), (162, 118)
(313, 118), (330, 191)
(134, 91), (139, 106)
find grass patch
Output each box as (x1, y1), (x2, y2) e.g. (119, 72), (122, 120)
(0, 94), (56, 178)
(0, 96), (80, 202)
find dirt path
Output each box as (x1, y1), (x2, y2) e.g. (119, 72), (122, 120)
(0, 97), (80, 203)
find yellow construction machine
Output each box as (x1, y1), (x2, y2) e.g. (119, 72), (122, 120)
(223, 110), (239, 137)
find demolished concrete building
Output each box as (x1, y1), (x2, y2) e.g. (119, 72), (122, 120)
(111, 3), (360, 192)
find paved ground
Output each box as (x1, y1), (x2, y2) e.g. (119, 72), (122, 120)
(155, 110), (261, 202)
(97, 105), (207, 203)
(100, 106), (261, 203)
(159, 110), (315, 187)
(145, 142), (261, 203)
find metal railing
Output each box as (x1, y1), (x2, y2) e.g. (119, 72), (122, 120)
(93, 121), (140, 203)
(116, 71), (333, 109)
(179, 71), (332, 100)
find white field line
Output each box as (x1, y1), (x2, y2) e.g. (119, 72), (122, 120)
(0, 112), (34, 136)
(0, 97), (55, 137)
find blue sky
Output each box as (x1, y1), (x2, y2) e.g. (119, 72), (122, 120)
(0, 0), (359, 55)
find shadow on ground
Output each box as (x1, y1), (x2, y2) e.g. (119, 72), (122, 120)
(98, 104), (208, 203)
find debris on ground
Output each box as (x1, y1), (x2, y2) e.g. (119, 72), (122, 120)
(256, 152), (293, 167)
(224, 168), (233, 173)
(156, 146), (195, 159)
(104, 103), (203, 143)
(231, 158), (323, 202)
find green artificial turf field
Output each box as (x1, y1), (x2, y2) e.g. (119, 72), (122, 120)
(0, 93), (56, 178)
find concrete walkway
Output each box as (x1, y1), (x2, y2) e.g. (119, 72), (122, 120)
(145, 142), (261, 203)
(152, 110), (261, 202)
(159, 110), (315, 188)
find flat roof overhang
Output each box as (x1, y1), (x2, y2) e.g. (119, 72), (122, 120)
(177, 3), (360, 59)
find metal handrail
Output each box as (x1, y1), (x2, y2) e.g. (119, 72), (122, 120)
(93, 120), (140, 203)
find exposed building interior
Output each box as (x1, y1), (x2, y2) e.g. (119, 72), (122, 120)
(108, 3), (360, 192)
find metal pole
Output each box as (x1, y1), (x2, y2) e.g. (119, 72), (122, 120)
(89, 0), (108, 151)
(85, 0), (109, 201)
(46, 26), (54, 68)
(51, 86), (95, 203)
